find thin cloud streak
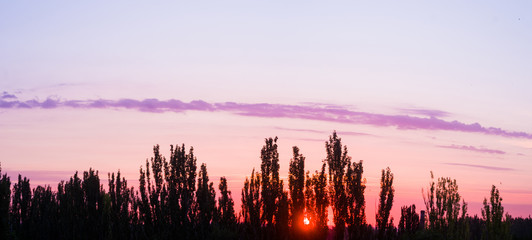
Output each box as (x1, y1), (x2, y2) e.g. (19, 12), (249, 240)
(399, 108), (450, 118)
(438, 144), (506, 155)
(444, 163), (514, 171)
(2, 94), (532, 139)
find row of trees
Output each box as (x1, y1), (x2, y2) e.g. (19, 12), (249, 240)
(0, 131), (530, 239)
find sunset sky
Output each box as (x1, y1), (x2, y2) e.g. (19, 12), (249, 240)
(1, 1), (531, 225)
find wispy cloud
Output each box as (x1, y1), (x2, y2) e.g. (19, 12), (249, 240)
(274, 127), (327, 134)
(399, 108), (450, 118)
(1, 91), (17, 100)
(444, 163), (514, 171)
(2, 92), (532, 139)
(438, 144), (506, 155)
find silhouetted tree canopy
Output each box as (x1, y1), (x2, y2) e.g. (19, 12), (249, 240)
(0, 133), (528, 239)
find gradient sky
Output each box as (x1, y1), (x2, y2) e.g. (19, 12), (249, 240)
(1, 1), (532, 225)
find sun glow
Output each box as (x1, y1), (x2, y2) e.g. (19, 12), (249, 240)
(303, 217), (310, 225)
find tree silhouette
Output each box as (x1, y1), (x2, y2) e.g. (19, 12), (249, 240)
(376, 167), (395, 240)
(217, 176), (236, 226)
(241, 168), (261, 237)
(167, 144), (197, 237)
(398, 204), (419, 238)
(11, 174), (32, 239)
(423, 171), (469, 239)
(289, 146), (306, 235)
(346, 160), (367, 239)
(0, 164), (11, 239)
(29, 185), (57, 239)
(260, 137), (281, 230)
(277, 182), (290, 238)
(108, 170), (132, 239)
(325, 131), (350, 240)
(482, 185), (510, 240)
(313, 163), (329, 237)
(0, 135), (528, 240)
(196, 163), (216, 238)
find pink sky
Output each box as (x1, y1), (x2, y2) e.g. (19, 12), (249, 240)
(1, 93), (531, 226)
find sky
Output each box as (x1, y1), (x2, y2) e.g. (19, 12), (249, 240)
(1, 1), (532, 225)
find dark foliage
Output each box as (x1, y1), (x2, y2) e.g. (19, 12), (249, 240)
(0, 133), (527, 239)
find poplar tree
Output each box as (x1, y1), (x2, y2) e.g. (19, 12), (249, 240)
(346, 160), (367, 238)
(376, 167), (395, 240)
(260, 137), (281, 228)
(289, 146), (305, 232)
(241, 169), (261, 236)
(196, 163), (216, 233)
(314, 163), (329, 237)
(217, 176), (236, 226)
(482, 185), (510, 240)
(325, 131), (350, 240)
(0, 164), (11, 239)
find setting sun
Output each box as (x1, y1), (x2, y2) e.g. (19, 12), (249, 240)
(304, 217), (310, 225)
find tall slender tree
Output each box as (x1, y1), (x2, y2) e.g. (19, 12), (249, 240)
(325, 131), (350, 240)
(482, 185), (510, 240)
(11, 174), (31, 239)
(217, 176), (236, 226)
(398, 204), (419, 237)
(260, 137), (281, 229)
(314, 163), (329, 237)
(0, 164), (10, 239)
(241, 169), (261, 236)
(376, 167), (395, 240)
(108, 170), (132, 239)
(423, 171), (469, 239)
(289, 146), (306, 232)
(196, 163), (216, 236)
(346, 160), (367, 239)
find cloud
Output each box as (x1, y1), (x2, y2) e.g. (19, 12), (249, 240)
(438, 144), (506, 155)
(2, 92), (532, 139)
(399, 108), (450, 118)
(1, 91), (17, 99)
(274, 127), (328, 134)
(444, 163), (514, 171)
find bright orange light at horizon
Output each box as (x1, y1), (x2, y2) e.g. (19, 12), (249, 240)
(303, 217), (310, 225)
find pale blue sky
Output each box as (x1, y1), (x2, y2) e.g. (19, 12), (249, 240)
(2, 1), (531, 110)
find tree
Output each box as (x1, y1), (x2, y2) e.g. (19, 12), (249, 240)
(376, 167), (395, 240)
(423, 171), (469, 239)
(82, 168), (104, 239)
(398, 204), (419, 238)
(196, 163), (216, 237)
(241, 169), (261, 236)
(482, 185), (510, 240)
(325, 131), (351, 240)
(108, 170), (132, 240)
(346, 160), (367, 239)
(11, 174), (31, 239)
(277, 181), (290, 238)
(30, 185), (58, 239)
(217, 176), (236, 226)
(166, 144), (197, 237)
(0, 164), (11, 239)
(314, 163), (329, 237)
(289, 146), (306, 233)
(260, 137), (281, 229)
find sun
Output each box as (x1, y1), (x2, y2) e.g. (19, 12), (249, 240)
(303, 217), (310, 225)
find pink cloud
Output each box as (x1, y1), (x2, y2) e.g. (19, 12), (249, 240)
(438, 144), (506, 154)
(399, 108), (450, 118)
(2, 93), (532, 139)
(444, 163), (514, 171)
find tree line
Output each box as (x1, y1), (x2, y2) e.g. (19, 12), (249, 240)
(0, 131), (530, 239)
